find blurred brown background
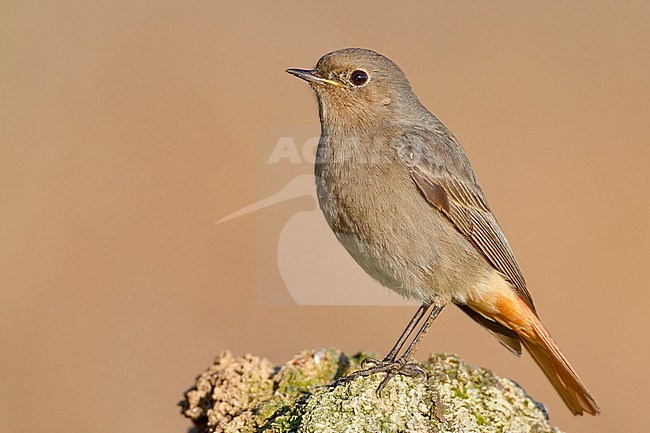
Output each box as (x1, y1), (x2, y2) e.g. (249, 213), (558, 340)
(1, 1), (649, 432)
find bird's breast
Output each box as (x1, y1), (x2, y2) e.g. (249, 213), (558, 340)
(314, 132), (435, 298)
(315, 133), (404, 243)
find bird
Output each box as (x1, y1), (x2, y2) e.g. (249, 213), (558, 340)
(286, 48), (600, 416)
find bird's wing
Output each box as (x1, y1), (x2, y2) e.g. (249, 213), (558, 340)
(393, 127), (536, 312)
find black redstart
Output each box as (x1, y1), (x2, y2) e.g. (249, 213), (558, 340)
(286, 48), (599, 415)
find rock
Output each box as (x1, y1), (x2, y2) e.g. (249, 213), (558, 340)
(179, 349), (562, 433)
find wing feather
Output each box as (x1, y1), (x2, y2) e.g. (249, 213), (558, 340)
(397, 129), (536, 312)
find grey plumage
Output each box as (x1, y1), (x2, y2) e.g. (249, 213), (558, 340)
(287, 48), (599, 416)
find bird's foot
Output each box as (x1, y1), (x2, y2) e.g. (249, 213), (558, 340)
(340, 356), (427, 395)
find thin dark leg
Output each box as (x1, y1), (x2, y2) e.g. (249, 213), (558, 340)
(371, 305), (445, 394)
(359, 303), (430, 369)
(342, 303), (446, 395)
(384, 303), (431, 361)
(399, 305), (444, 360)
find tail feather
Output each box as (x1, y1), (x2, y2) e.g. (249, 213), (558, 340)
(523, 318), (601, 416)
(467, 285), (600, 416)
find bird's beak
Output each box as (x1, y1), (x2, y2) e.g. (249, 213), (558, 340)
(286, 68), (342, 87)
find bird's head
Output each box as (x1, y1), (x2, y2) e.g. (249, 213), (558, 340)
(287, 48), (422, 127)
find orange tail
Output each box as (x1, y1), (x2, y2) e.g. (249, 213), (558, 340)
(467, 290), (601, 416)
(522, 316), (601, 415)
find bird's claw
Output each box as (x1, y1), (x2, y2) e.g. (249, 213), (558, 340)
(340, 357), (428, 395)
(360, 356), (382, 368)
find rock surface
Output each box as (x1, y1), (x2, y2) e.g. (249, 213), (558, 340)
(179, 349), (562, 433)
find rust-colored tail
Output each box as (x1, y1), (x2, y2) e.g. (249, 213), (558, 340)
(522, 316), (600, 415)
(467, 290), (600, 416)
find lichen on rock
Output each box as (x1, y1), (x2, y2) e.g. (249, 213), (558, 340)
(179, 349), (562, 433)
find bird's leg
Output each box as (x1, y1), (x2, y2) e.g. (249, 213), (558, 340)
(372, 305), (444, 393)
(398, 305), (443, 360)
(343, 304), (445, 395)
(360, 303), (431, 368)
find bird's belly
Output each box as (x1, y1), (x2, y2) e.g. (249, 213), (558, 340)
(317, 169), (491, 304)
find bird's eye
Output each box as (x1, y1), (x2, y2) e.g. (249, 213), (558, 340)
(349, 69), (369, 86)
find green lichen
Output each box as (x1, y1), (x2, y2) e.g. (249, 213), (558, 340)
(475, 413), (488, 425)
(274, 349), (346, 396)
(180, 349), (562, 433)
